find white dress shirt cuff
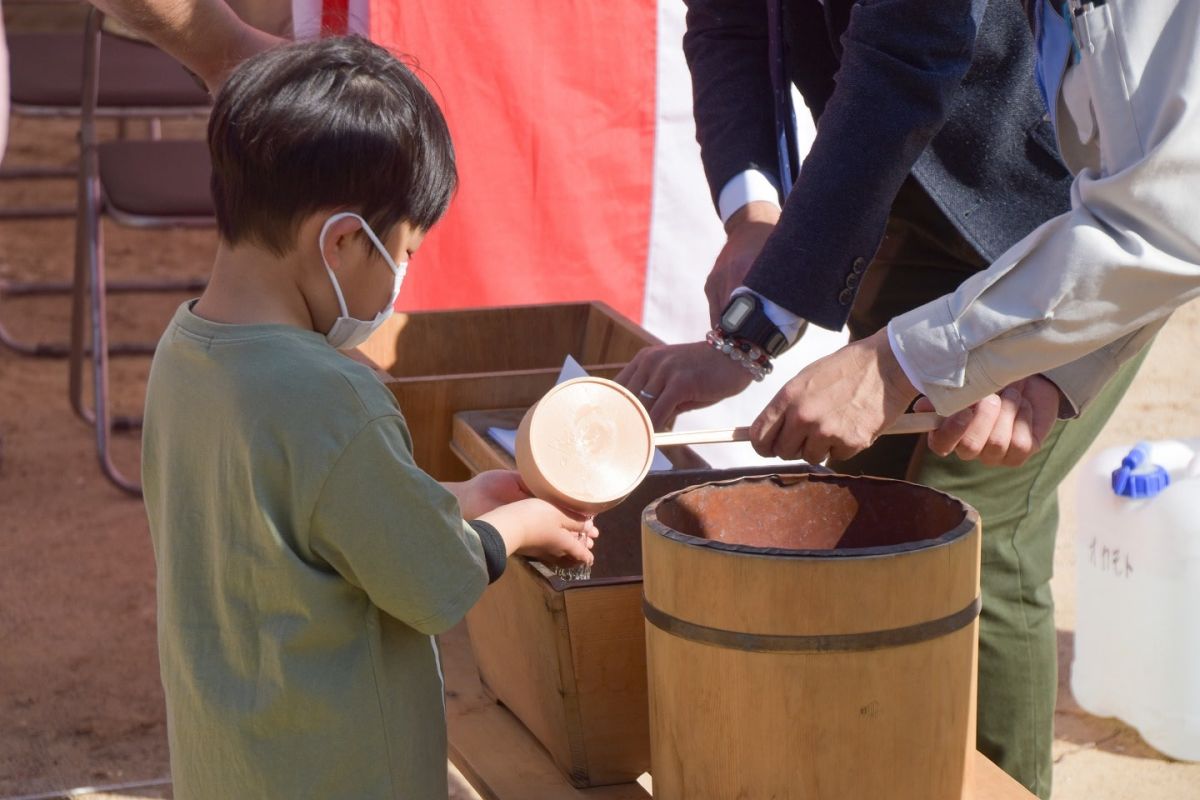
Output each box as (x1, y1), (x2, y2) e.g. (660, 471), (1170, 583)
(717, 169), (782, 225)
(731, 287), (805, 345)
(886, 300), (1004, 416)
(885, 324), (929, 400)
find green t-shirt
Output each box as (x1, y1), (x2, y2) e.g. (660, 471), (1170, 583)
(142, 303), (488, 799)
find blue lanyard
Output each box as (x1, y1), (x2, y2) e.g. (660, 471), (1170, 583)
(767, 0), (799, 191)
(1034, 0), (1082, 130)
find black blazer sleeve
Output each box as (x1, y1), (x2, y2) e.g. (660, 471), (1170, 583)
(745, 0), (982, 331)
(726, 0), (983, 332)
(683, 0), (780, 209)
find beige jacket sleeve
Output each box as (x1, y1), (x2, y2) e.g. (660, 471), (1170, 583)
(887, 0), (1200, 416)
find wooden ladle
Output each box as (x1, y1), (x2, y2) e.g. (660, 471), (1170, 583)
(515, 377), (941, 514)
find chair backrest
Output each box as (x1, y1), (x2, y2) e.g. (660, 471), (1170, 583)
(9, 26), (210, 116)
(79, 9), (215, 226)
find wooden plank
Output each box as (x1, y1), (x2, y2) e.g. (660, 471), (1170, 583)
(443, 624), (651, 800)
(364, 302), (660, 378)
(584, 301), (664, 363)
(451, 409), (524, 472)
(443, 620), (1034, 800)
(563, 584), (651, 785)
(463, 563), (580, 779)
(974, 754), (1037, 800)
(448, 626), (1029, 800)
(364, 304), (591, 376)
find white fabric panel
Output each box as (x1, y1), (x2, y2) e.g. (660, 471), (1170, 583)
(642, 1), (846, 468)
(291, 0), (321, 39)
(347, 0), (370, 35)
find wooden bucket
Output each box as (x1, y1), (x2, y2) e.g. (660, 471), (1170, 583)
(642, 473), (982, 800)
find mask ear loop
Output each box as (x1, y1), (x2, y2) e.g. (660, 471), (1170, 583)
(354, 218), (406, 281)
(319, 212), (358, 319)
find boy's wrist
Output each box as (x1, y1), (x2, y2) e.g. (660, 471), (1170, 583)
(476, 506), (524, 557)
(467, 520), (508, 583)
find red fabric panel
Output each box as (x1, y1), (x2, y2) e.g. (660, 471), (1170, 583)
(322, 0), (350, 35)
(368, 1), (657, 321)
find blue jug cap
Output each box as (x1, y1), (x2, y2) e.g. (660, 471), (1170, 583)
(1111, 442), (1171, 499)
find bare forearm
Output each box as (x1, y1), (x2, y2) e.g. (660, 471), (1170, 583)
(90, 0), (284, 90)
(440, 481), (487, 522)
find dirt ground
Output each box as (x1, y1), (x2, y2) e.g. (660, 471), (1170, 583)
(2, 9), (1199, 800)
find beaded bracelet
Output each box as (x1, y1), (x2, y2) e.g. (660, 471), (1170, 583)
(706, 329), (774, 382)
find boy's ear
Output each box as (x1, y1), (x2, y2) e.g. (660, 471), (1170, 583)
(318, 214), (365, 273)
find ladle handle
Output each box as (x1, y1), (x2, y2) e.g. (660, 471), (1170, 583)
(652, 427), (752, 447)
(651, 412), (945, 448)
(883, 411), (943, 435)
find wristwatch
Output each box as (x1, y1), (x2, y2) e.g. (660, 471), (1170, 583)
(718, 293), (790, 358)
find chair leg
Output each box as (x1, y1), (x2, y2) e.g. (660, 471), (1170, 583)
(88, 219), (142, 496)
(67, 143), (95, 424)
(69, 171), (141, 494)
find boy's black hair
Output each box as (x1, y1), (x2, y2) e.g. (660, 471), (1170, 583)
(208, 36), (457, 255)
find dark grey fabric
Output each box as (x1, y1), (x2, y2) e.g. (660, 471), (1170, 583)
(468, 520), (508, 584)
(683, 0), (1072, 332)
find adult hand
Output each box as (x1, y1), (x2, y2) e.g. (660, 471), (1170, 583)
(203, 26), (287, 91)
(751, 329), (918, 463)
(90, 0), (286, 94)
(615, 342), (753, 430)
(448, 470), (532, 519)
(918, 375), (1059, 467)
(705, 201), (781, 326)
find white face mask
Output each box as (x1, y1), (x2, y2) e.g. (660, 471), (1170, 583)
(319, 211), (409, 350)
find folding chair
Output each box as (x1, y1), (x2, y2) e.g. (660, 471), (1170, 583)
(0, 7), (211, 216)
(0, 12), (211, 358)
(67, 7), (214, 494)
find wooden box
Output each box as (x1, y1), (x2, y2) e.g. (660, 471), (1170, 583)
(360, 302), (660, 481)
(452, 410), (818, 787)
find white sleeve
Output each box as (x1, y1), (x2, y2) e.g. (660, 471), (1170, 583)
(717, 169), (782, 224)
(887, 1), (1200, 415)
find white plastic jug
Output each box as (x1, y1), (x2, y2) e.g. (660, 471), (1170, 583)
(1072, 439), (1200, 761)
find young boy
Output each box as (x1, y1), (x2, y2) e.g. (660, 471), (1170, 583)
(141, 36), (597, 799)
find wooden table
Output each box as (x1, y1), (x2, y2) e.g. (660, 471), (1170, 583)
(443, 623), (1035, 800)
(446, 411), (1036, 800)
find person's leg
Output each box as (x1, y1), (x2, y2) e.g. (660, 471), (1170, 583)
(907, 348), (1146, 799)
(829, 179), (1150, 798)
(831, 177), (982, 480)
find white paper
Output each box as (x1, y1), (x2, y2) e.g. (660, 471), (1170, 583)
(487, 355), (673, 471)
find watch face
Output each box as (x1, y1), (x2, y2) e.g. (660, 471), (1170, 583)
(721, 295), (755, 331)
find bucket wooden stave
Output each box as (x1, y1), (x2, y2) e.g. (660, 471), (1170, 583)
(641, 473), (982, 800)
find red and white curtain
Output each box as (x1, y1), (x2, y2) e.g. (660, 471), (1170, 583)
(293, 0), (844, 465)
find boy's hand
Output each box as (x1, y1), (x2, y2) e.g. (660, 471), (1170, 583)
(444, 470), (532, 519)
(479, 498), (598, 569)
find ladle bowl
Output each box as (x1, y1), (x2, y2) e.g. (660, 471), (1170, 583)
(516, 377), (655, 514)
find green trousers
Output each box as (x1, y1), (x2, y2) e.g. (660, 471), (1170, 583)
(831, 181), (1148, 800)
